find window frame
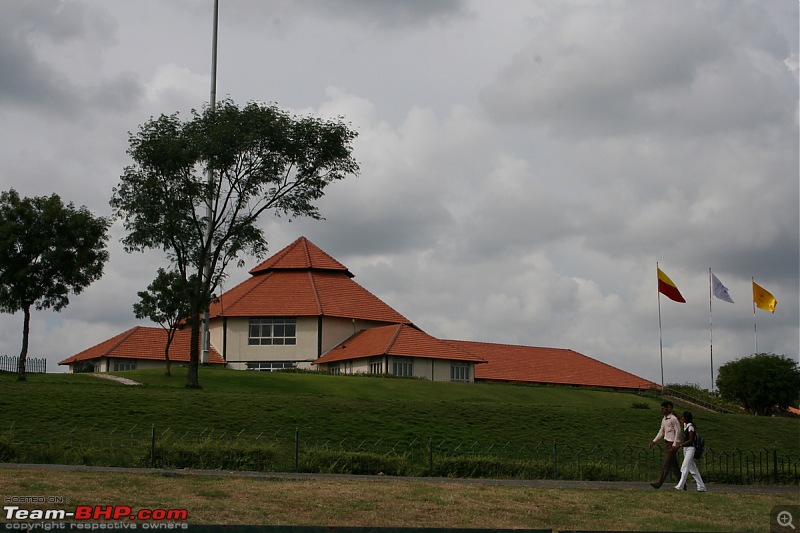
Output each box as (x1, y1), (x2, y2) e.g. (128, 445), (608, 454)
(248, 317), (297, 346)
(392, 359), (413, 377)
(450, 362), (470, 383)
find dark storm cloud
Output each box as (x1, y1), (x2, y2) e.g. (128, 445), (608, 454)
(0, 1), (141, 115)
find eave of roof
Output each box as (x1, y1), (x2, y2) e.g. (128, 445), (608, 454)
(58, 326), (225, 365)
(314, 324), (486, 365)
(448, 340), (659, 390)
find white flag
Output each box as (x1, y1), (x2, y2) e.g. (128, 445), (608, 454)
(712, 273), (734, 303)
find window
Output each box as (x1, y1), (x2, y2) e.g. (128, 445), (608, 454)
(248, 318), (297, 346)
(328, 364), (341, 375)
(246, 362), (296, 372)
(113, 360), (137, 371)
(369, 360), (382, 374)
(451, 362), (470, 383)
(393, 360), (412, 377)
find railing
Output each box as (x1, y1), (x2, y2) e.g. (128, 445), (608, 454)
(662, 387), (736, 414)
(1, 425), (796, 484)
(0, 355), (46, 374)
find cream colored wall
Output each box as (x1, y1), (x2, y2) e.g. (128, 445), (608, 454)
(406, 357), (473, 382)
(213, 317), (319, 366)
(211, 316), (401, 366)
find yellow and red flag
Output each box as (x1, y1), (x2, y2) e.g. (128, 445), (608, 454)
(657, 267), (686, 303)
(752, 280), (777, 313)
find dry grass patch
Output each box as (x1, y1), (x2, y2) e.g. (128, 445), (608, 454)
(0, 468), (795, 531)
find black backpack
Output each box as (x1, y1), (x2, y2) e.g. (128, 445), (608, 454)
(689, 423), (706, 459)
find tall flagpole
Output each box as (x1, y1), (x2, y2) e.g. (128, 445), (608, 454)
(657, 262), (664, 388)
(752, 277), (758, 354)
(708, 268), (714, 392)
(201, 0), (219, 364)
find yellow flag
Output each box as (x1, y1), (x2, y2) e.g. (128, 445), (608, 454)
(752, 281), (777, 313)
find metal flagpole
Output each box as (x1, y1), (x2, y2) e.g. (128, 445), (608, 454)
(708, 268), (714, 392)
(752, 277), (758, 354)
(201, 0), (219, 364)
(657, 262), (664, 388)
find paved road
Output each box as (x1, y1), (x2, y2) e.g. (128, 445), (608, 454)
(2, 462), (797, 495)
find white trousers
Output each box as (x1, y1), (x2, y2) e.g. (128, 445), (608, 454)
(675, 446), (706, 491)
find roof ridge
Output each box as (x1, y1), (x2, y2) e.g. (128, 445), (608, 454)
(384, 324), (404, 354)
(307, 270), (323, 315)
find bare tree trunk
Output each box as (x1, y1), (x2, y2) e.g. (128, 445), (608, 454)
(186, 314), (201, 388)
(164, 332), (173, 376)
(17, 305), (31, 382)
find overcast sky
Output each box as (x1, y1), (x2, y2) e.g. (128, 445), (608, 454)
(1, 0), (797, 388)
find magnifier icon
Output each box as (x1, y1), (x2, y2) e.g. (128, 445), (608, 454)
(778, 511), (796, 530)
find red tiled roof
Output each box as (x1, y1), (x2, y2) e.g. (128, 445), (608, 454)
(249, 236), (353, 276)
(58, 326), (225, 365)
(314, 324), (486, 365)
(210, 238), (411, 324)
(448, 340), (659, 390)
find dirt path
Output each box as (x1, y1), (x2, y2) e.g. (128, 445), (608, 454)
(88, 373), (141, 385)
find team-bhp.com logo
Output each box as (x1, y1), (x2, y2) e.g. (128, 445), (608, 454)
(4, 505), (188, 522)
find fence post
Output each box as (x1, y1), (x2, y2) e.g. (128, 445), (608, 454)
(428, 437), (433, 477)
(150, 424), (155, 468)
(773, 448), (778, 484)
(553, 441), (558, 480)
(294, 428), (299, 473)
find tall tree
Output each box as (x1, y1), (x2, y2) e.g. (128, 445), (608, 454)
(110, 99), (359, 388)
(0, 189), (110, 381)
(133, 268), (194, 376)
(716, 353), (800, 415)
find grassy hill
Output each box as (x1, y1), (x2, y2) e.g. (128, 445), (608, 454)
(1, 367), (797, 481)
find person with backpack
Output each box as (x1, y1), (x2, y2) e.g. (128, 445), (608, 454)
(674, 411), (707, 492)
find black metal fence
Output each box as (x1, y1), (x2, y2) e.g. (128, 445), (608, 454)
(0, 355), (46, 373)
(1, 425), (796, 485)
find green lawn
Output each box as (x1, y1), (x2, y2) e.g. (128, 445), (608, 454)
(1, 367), (797, 480)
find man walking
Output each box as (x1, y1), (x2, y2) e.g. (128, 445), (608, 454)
(648, 400), (682, 489)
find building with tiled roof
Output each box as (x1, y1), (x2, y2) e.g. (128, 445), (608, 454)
(59, 236), (659, 389)
(58, 326), (224, 372)
(205, 237), (413, 372)
(314, 324), (486, 381)
(449, 340), (658, 390)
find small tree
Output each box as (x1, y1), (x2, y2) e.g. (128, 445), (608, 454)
(133, 268), (194, 376)
(111, 99), (359, 388)
(716, 353), (800, 415)
(0, 189), (110, 381)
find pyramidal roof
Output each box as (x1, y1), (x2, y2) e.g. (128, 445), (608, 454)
(249, 236), (353, 277)
(314, 324), (486, 365)
(210, 237), (411, 325)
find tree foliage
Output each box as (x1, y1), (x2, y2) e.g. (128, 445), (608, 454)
(716, 353), (800, 415)
(110, 99), (359, 388)
(133, 268), (194, 376)
(0, 189), (110, 381)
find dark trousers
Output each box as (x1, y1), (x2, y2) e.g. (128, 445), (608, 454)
(654, 441), (681, 487)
